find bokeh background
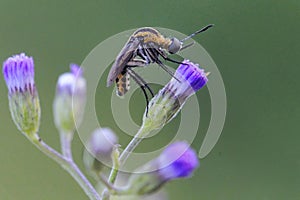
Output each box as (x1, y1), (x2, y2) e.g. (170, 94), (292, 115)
(0, 0), (299, 199)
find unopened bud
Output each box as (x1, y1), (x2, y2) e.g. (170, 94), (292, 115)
(126, 141), (199, 195)
(53, 64), (86, 133)
(83, 128), (118, 176)
(143, 60), (208, 131)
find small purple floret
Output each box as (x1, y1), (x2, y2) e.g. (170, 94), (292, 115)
(157, 141), (199, 181)
(162, 60), (208, 104)
(2, 53), (35, 94)
(70, 63), (83, 77)
(56, 64), (82, 95)
(176, 60), (208, 91)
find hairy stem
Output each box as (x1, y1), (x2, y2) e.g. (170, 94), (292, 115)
(60, 131), (73, 159)
(119, 125), (151, 164)
(30, 134), (101, 200)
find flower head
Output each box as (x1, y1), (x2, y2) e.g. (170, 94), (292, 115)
(126, 141), (199, 195)
(3, 53), (35, 95)
(53, 64), (86, 133)
(170, 60), (208, 100)
(142, 60), (208, 130)
(157, 141), (199, 181)
(2, 53), (40, 137)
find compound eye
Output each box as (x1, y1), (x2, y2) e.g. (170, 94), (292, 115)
(168, 38), (182, 54)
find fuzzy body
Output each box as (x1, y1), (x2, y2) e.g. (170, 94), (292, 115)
(116, 73), (130, 97)
(107, 27), (171, 93)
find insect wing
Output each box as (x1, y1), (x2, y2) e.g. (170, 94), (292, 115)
(106, 37), (140, 87)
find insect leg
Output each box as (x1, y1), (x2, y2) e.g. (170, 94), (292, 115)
(126, 67), (154, 97)
(147, 43), (186, 65)
(143, 46), (181, 82)
(141, 45), (158, 64)
(127, 59), (148, 67)
(137, 45), (151, 64)
(155, 58), (181, 82)
(127, 59), (163, 94)
(126, 68), (152, 116)
(159, 52), (184, 65)
(136, 43), (178, 81)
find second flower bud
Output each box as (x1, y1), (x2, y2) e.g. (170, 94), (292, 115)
(53, 64), (86, 133)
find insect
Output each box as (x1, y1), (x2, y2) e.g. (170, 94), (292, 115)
(107, 24), (214, 113)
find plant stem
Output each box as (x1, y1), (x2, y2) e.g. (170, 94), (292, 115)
(30, 134), (101, 200)
(97, 174), (125, 195)
(119, 125), (151, 164)
(101, 125), (152, 200)
(60, 131), (73, 159)
(108, 146), (120, 183)
(107, 126), (147, 185)
(101, 146), (121, 200)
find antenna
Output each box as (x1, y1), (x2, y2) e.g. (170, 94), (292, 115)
(180, 24), (214, 42)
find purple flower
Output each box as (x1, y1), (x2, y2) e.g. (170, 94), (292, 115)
(142, 60), (208, 130)
(157, 141), (199, 181)
(3, 53), (36, 95)
(126, 141), (199, 195)
(70, 63), (83, 76)
(2, 53), (40, 137)
(164, 59), (208, 103)
(56, 64), (85, 96)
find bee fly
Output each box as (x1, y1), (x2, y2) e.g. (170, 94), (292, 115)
(107, 24), (213, 113)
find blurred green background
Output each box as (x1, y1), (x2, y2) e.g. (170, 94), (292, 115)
(0, 0), (299, 199)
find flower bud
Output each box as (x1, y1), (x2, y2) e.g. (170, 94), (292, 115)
(2, 53), (40, 138)
(126, 141), (199, 195)
(142, 60), (208, 130)
(83, 128), (118, 176)
(156, 141), (199, 180)
(53, 64), (86, 133)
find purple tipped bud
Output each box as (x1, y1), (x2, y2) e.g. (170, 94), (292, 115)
(157, 141), (199, 181)
(126, 141), (199, 195)
(3, 53), (35, 95)
(2, 53), (40, 137)
(170, 60), (208, 100)
(83, 128), (118, 175)
(53, 64), (86, 133)
(142, 60), (208, 130)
